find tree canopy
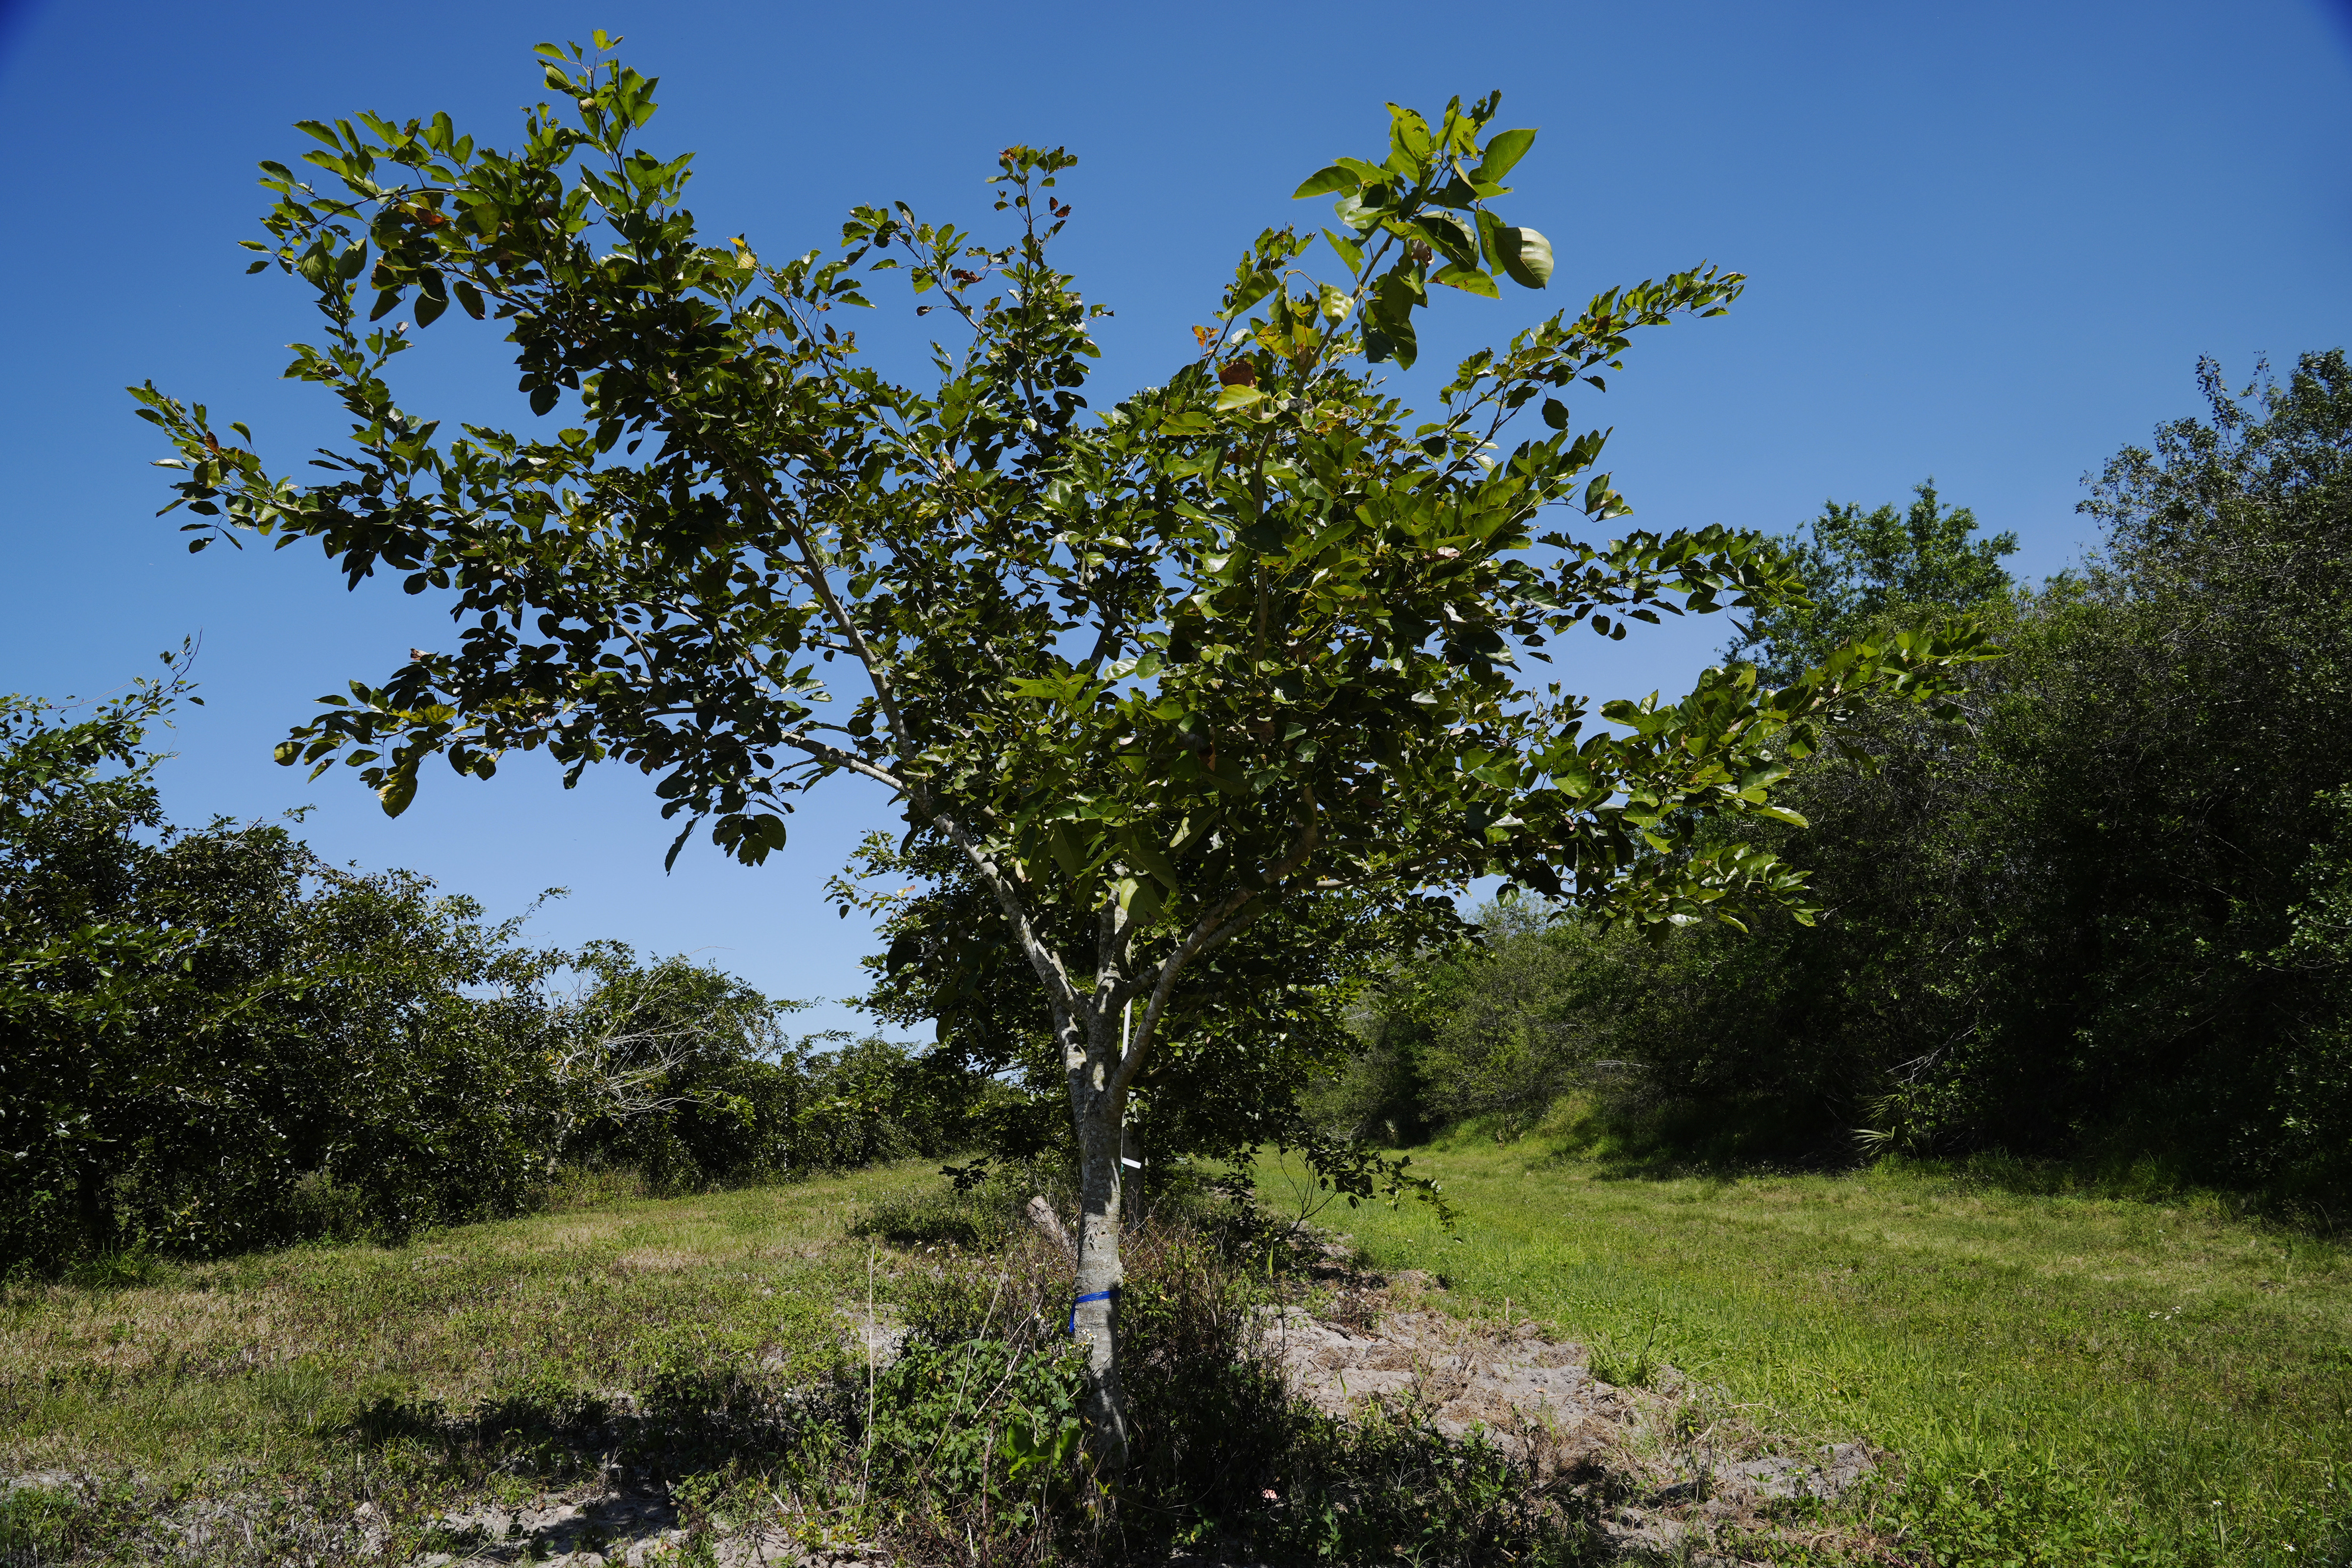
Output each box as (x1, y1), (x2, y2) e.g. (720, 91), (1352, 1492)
(134, 38), (1986, 1459)
(1727, 481), (2018, 685)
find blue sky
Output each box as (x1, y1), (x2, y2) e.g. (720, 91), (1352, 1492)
(2, 0), (2347, 1036)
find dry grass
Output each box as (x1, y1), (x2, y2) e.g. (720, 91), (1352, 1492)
(0, 1159), (941, 1479)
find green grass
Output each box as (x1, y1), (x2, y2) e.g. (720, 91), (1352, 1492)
(0, 1160), (940, 1482)
(1262, 1131), (2352, 1566)
(9, 1147), (2351, 1565)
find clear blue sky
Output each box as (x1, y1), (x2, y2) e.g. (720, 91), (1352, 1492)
(3, 0), (2347, 1036)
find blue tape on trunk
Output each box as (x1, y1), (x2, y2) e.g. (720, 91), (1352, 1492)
(1068, 1287), (1118, 1334)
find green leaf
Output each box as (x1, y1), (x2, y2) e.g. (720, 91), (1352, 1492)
(1498, 226), (1554, 289)
(1413, 212), (1478, 266)
(1120, 829), (1183, 891)
(1215, 384), (1266, 411)
(1221, 270), (1278, 320)
(1431, 263), (1499, 299)
(1321, 228), (1365, 271)
(377, 767), (418, 817)
(1387, 104), (1433, 163)
(1293, 165), (1359, 199)
(1472, 127), (1538, 185)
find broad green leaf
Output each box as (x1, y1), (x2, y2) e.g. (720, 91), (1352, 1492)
(1498, 226), (1554, 289)
(1472, 127), (1537, 185)
(1215, 384), (1266, 410)
(376, 768), (417, 817)
(1293, 165), (1359, 199)
(1221, 270), (1278, 321)
(1387, 104), (1433, 162)
(1432, 263), (1499, 299)
(1414, 212), (1478, 265)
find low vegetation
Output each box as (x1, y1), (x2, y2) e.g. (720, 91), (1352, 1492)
(0, 1160), (1595, 1565)
(1295, 1129), (2352, 1565)
(3, 1145), (2344, 1564)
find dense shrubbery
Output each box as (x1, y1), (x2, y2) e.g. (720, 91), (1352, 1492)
(0, 678), (980, 1272)
(1329, 351), (2352, 1201)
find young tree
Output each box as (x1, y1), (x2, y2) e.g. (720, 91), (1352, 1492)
(135, 38), (1984, 1460)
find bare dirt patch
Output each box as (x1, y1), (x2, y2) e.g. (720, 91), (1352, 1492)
(1274, 1249), (1882, 1562)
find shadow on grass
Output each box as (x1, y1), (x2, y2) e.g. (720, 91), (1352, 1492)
(344, 1369), (847, 1487)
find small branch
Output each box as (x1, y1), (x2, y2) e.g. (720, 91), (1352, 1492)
(1114, 787), (1319, 1095)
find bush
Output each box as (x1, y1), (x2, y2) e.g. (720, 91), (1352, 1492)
(0, 674), (984, 1271)
(822, 1200), (1597, 1565)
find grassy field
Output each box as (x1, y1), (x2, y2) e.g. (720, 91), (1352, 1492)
(1264, 1132), (2352, 1566)
(0, 1164), (937, 1501)
(4, 1148), (2348, 1565)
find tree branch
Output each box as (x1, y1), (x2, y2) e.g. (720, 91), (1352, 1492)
(1114, 786), (1319, 1095)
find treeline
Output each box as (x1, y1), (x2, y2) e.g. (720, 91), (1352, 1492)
(1325, 350), (2352, 1201)
(0, 679), (978, 1272)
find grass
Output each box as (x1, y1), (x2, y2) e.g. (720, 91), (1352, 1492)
(1262, 1128), (2352, 1566)
(0, 1160), (942, 1484)
(7, 1144), (2350, 1565)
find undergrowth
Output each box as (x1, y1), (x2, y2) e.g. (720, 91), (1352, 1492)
(0, 1161), (1599, 1566)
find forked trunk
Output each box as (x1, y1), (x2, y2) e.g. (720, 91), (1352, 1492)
(1064, 1006), (1130, 1470)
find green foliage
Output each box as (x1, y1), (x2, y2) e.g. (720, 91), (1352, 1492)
(134, 39), (1987, 1453)
(132, 35), (1984, 1085)
(850, 826), (1464, 1210)
(0, 668), (570, 1267)
(0, 678), (975, 1272)
(1729, 480), (2018, 685)
(1348, 352), (2352, 1201)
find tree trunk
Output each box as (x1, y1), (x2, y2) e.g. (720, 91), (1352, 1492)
(1065, 1006), (1130, 1470)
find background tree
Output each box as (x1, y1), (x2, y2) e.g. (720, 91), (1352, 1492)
(0, 664), (970, 1271)
(0, 662), (571, 1263)
(136, 40), (1983, 1459)
(1728, 480), (2018, 684)
(1338, 352), (2352, 1200)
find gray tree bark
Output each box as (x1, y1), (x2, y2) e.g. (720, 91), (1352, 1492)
(1063, 1003), (1129, 1470)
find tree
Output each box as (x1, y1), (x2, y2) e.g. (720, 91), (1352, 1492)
(847, 826), (1460, 1196)
(1728, 480), (2017, 684)
(1396, 352), (2352, 1193)
(135, 38), (1983, 1460)
(0, 661), (580, 1264)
